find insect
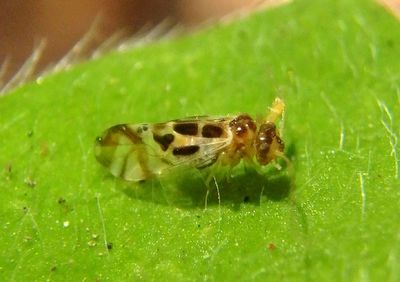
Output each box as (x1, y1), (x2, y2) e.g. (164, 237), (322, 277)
(95, 98), (286, 182)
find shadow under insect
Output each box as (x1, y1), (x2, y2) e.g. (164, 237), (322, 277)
(122, 162), (294, 210)
(121, 141), (296, 209)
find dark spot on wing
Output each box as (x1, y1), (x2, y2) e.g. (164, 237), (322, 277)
(137, 125), (149, 134)
(173, 122), (198, 135)
(173, 145), (200, 156)
(153, 133), (174, 151)
(202, 124), (223, 138)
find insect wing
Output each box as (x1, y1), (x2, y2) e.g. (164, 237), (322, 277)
(95, 118), (232, 181)
(95, 124), (171, 181)
(154, 118), (232, 170)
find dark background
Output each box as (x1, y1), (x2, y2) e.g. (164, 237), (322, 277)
(0, 0), (259, 82)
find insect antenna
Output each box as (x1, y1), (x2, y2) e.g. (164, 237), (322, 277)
(265, 97), (285, 123)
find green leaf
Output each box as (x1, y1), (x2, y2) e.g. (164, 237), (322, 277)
(1, 0), (400, 280)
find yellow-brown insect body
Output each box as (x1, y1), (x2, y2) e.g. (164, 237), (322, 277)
(255, 122), (284, 165)
(219, 114), (284, 167)
(218, 114), (257, 166)
(95, 98), (286, 181)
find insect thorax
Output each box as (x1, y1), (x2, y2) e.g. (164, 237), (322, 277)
(220, 114), (258, 166)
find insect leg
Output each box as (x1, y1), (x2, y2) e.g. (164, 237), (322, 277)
(274, 151), (296, 203)
(274, 151), (293, 176)
(204, 170), (215, 210)
(202, 158), (224, 210)
(243, 157), (264, 175)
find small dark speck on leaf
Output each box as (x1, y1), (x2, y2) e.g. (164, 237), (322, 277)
(40, 143), (49, 157)
(27, 130), (34, 137)
(51, 266), (57, 272)
(5, 163), (12, 174)
(107, 242), (113, 250)
(58, 197), (66, 204)
(268, 243), (276, 251)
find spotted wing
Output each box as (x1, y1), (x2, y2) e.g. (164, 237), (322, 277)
(94, 118), (232, 181)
